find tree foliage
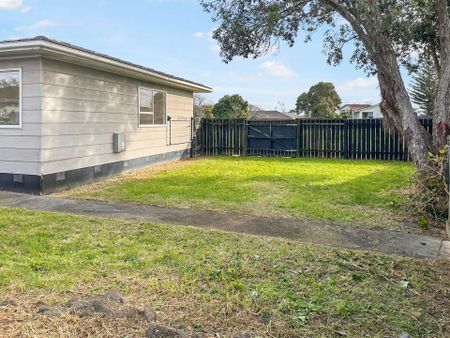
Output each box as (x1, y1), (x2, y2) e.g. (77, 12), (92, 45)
(193, 94), (214, 119)
(248, 103), (263, 112)
(200, 0), (450, 168)
(295, 82), (341, 118)
(212, 94), (249, 119)
(409, 63), (439, 116)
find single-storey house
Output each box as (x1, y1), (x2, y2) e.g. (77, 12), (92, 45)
(0, 36), (211, 193)
(337, 103), (372, 117)
(351, 103), (383, 119)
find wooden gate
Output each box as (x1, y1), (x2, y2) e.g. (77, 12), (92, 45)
(247, 120), (298, 156)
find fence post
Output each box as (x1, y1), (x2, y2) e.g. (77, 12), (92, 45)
(244, 120), (248, 156)
(241, 120), (248, 156)
(342, 119), (348, 159)
(296, 118), (301, 158)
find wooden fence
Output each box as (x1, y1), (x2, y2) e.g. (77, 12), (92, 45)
(193, 118), (433, 161)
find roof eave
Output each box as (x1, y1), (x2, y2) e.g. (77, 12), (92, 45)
(0, 40), (212, 93)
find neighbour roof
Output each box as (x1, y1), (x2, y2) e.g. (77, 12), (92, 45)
(354, 103), (380, 112)
(0, 36), (212, 93)
(340, 104), (372, 112)
(250, 110), (296, 120)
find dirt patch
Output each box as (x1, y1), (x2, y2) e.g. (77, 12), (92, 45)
(0, 290), (250, 338)
(36, 290), (156, 322)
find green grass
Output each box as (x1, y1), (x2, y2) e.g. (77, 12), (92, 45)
(65, 157), (415, 230)
(0, 208), (448, 337)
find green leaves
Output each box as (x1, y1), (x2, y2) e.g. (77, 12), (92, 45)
(409, 62), (438, 116)
(295, 82), (342, 118)
(212, 94), (250, 119)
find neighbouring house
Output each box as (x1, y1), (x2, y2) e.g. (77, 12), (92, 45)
(351, 103), (384, 119)
(0, 36), (211, 193)
(249, 110), (297, 120)
(337, 103), (372, 117)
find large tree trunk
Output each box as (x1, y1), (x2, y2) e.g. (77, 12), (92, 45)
(376, 55), (432, 168)
(323, 0), (433, 168)
(433, 0), (450, 151)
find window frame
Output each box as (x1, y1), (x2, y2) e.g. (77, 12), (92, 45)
(138, 86), (167, 128)
(0, 68), (22, 129)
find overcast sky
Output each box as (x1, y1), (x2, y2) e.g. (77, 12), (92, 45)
(0, 0), (386, 110)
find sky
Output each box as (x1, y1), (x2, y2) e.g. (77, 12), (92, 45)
(0, 0), (385, 110)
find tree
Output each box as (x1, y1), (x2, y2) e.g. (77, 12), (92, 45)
(200, 0), (450, 169)
(193, 94), (214, 119)
(249, 104), (263, 112)
(275, 101), (287, 112)
(212, 94), (249, 119)
(295, 82), (341, 118)
(409, 63), (438, 116)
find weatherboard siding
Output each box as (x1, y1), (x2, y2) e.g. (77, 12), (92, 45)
(0, 57), (42, 175)
(40, 58), (193, 175)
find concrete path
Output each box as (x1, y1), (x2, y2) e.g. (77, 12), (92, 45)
(0, 190), (448, 260)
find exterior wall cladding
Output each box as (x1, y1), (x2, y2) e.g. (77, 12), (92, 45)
(0, 57), (195, 194)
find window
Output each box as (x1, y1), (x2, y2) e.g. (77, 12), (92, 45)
(138, 87), (166, 126)
(362, 111), (374, 119)
(0, 69), (21, 127)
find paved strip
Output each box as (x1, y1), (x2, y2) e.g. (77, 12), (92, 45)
(0, 190), (447, 259)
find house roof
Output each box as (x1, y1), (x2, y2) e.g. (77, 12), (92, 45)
(0, 36), (212, 93)
(249, 110), (296, 120)
(354, 103), (380, 113)
(340, 104), (372, 112)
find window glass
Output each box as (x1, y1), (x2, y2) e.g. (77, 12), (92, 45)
(140, 113), (154, 125)
(0, 70), (20, 126)
(139, 88), (153, 113)
(138, 87), (166, 126)
(153, 91), (166, 125)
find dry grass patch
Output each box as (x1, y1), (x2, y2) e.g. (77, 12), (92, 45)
(0, 208), (449, 337)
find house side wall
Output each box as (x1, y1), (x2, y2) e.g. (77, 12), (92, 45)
(0, 57), (42, 176)
(40, 58), (193, 176)
(354, 105), (383, 119)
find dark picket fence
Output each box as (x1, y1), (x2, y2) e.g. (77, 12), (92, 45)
(193, 118), (433, 161)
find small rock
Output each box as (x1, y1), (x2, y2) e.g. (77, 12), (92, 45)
(102, 290), (124, 304)
(90, 299), (112, 315)
(65, 299), (90, 309)
(0, 300), (17, 307)
(142, 307), (157, 322)
(37, 305), (62, 317)
(115, 306), (156, 321)
(145, 324), (189, 338)
(399, 333), (413, 338)
(65, 300), (96, 317)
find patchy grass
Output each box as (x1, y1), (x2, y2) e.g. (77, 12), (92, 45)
(63, 157), (416, 231)
(0, 208), (449, 337)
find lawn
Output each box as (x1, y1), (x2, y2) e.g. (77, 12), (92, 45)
(64, 157), (416, 231)
(0, 208), (448, 337)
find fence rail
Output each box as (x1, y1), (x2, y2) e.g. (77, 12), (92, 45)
(193, 118), (433, 161)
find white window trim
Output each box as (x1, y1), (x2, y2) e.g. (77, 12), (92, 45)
(138, 86), (168, 128)
(0, 68), (22, 129)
